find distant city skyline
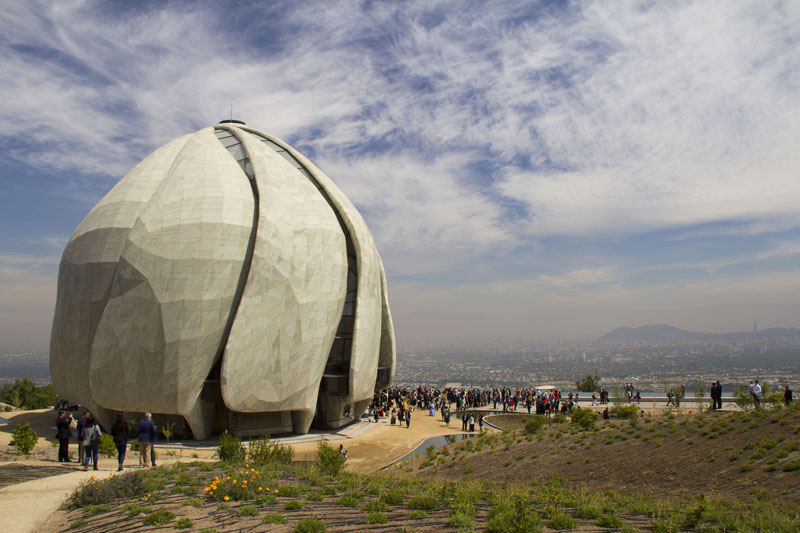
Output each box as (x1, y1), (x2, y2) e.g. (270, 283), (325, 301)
(2, 2), (800, 351)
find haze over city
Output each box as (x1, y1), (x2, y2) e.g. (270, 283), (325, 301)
(2, 1), (800, 351)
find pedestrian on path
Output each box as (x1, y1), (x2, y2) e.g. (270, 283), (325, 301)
(137, 413), (157, 467)
(111, 413), (129, 471)
(56, 410), (73, 463)
(82, 418), (101, 471)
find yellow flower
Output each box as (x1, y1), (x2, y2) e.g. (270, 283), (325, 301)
(258, 487), (263, 491)
(224, 496), (230, 501)
(275, 489), (279, 493)
(232, 480), (237, 484)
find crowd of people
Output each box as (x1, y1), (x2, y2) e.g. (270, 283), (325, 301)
(368, 385), (590, 429)
(54, 410), (160, 471)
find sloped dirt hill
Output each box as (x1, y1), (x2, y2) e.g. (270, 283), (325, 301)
(416, 406), (800, 504)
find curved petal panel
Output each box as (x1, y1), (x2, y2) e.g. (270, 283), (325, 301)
(50, 135), (191, 407)
(240, 127), (384, 404)
(220, 127), (347, 431)
(89, 128), (254, 428)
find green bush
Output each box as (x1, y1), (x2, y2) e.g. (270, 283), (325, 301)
(175, 518), (193, 529)
(407, 493), (440, 510)
(262, 513), (287, 524)
(524, 415), (547, 434)
(486, 493), (542, 533)
(597, 513), (623, 528)
(70, 471), (146, 507)
(552, 413), (567, 424)
(247, 434), (295, 465)
(337, 495), (359, 507)
(315, 440), (346, 475)
(143, 510), (175, 526)
(99, 433), (117, 458)
(0, 378), (58, 409)
(84, 503), (112, 516)
(294, 518), (326, 532)
(217, 432), (245, 463)
(366, 512), (389, 524)
(448, 511), (474, 528)
(237, 504), (259, 516)
(285, 500), (304, 510)
(380, 488), (406, 505)
(612, 404), (639, 419)
(10, 422), (38, 454)
(571, 409), (599, 429)
(547, 512), (577, 530)
(365, 500), (388, 512)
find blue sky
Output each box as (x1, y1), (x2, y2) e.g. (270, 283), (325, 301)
(1, 0), (799, 350)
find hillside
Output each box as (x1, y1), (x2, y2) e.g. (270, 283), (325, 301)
(597, 324), (800, 344)
(414, 408), (800, 504)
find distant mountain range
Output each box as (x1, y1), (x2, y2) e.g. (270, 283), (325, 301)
(597, 324), (800, 344)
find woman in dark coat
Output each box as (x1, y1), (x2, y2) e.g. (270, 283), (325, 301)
(111, 413), (129, 471)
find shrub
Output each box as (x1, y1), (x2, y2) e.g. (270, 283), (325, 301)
(448, 511), (474, 528)
(552, 413), (567, 424)
(783, 460), (800, 472)
(99, 433), (117, 458)
(285, 500), (304, 510)
(524, 416), (547, 434)
(408, 509), (427, 518)
(175, 518), (193, 529)
(571, 409), (599, 429)
(315, 441), (346, 475)
(255, 494), (278, 506)
(143, 510), (175, 526)
(337, 495), (359, 507)
(247, 434), (294, 465)
(10, 422), (38, 454)
(123, 503), (149, 517)
(547, 512), (577, 530)
(367, 512), (389, 524)
(70, 471), (147, 507)
(217, 432), (245, 463)
(294, 518), (326, 532)
(365, 500), (388, 512)
(230, 503), (256, 517)
(84, 503), (112, 516)
(182, 497), (202, 507)
(612, 404), (639, 419)
(407, 493), (440, 510)
(380, 488), (406, 505)
(597, 513), (623, 528)
(263, 513), (287, 524)
(486, 493), (542, 533)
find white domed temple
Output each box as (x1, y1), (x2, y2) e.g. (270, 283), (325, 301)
(49, 121), (395, 439)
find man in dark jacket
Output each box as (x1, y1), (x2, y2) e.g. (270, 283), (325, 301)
(137, 412), (157, 467)
(56, 410), (73, 462)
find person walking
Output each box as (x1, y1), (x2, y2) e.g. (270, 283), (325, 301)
(82, 418), (101, 471)
(111, 413), (129, 471)
(468, 414), (475, 432)
(405, 409), (411, 428)
(784, 385), (793, 406)
(76, 411), (91, 466)
(56, 410), (73, 462)
(137, 413), (157, 467)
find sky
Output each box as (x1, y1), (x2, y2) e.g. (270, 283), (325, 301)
(1, 0), (799, 351)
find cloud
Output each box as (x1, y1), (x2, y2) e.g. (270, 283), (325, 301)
(2, 1), (800, 346)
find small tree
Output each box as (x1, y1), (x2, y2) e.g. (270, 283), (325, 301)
(694, 379), (707, 413)
(576, 372), (601, 392)
(315, 440), (346, 475)
(99, 433), (117, 458)
(10, 422), (39, 454)
(162, 421), (175, 446)
(217, 431), (245, 463)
